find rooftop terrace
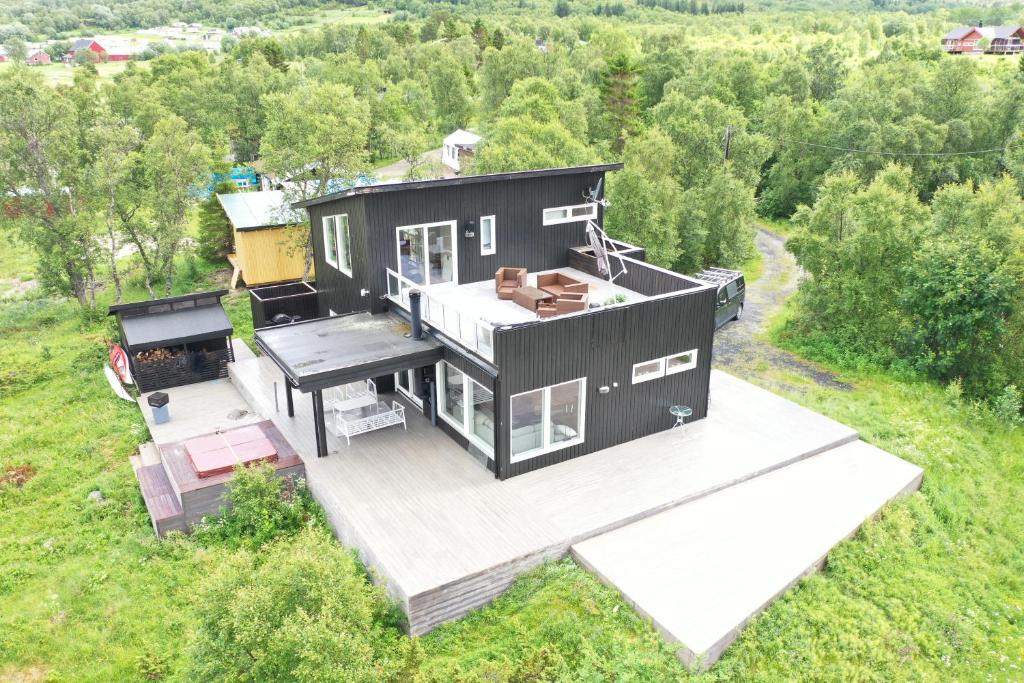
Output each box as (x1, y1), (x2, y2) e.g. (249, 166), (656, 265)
(385, 246), (711, 363)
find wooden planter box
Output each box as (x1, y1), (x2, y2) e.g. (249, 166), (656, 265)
(250, 281), (319, 329)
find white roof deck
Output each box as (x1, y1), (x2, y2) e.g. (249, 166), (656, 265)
(426, 267), (647, 327)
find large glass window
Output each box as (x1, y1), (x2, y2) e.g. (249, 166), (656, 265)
(323, 216), (339, 268)
(337, 214), (352, 274)
(398, 226), (426, 285)
(471, 384), (495, 449)
(510, 378), (586, 461)
(397, 221), (456, 287)
(480, 215), (496, 255)
(323, 214), (351, 276)
(549, 380), (583, 445)
(437, 361), (494, 457)
(510, 389), (544, 458)
(439, 363), (465, 426)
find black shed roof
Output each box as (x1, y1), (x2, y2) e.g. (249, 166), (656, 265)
(254, 312), (444, 392)
(109, 291), (233, 351)
(291, 163), (623, 209)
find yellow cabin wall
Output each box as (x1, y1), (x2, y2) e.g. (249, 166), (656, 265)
(234, 225), (313, 286)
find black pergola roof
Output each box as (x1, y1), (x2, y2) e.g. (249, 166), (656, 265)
(120, 305), (233, 351)
(255, 312), (444, 393)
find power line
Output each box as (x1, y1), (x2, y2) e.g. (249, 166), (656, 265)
(775, 137), (1019, 158)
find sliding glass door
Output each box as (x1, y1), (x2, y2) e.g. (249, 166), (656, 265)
(436, 361), (494, 459)
(397, 221), (457, 287)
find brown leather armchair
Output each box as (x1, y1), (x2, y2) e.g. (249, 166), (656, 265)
(495, 267), (527, 299)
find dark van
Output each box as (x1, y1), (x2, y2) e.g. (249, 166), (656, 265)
(692, 268), (745, 330)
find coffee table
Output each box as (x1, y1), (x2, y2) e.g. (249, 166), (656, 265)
(512, 285), (554, 312)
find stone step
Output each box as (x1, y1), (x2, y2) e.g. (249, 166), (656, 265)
(570, 440), (923, 671)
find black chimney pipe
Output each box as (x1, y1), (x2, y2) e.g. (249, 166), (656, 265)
(409, 289), (423, 340)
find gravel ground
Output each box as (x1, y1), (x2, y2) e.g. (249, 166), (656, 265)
(712, 228), (849, 390)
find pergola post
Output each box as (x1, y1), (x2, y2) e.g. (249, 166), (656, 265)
(284, 373), (294, 417)
(312, 390), (328, 458)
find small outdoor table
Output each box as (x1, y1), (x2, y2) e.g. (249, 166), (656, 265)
(512, 285), (554, 312)
(670, 405), (693, 429)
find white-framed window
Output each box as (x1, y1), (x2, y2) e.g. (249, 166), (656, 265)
(543, 202), (598, 226)
(436, 361), (495, 458)
(665, 349), (698, 375)
(480, 215), (496, 255)
(631, 359), (665, 384)
(509, 378), (586, 462)
(632, 349), (699, 384)
(322, 214), (352, 276)
(396, 220), (457, 287)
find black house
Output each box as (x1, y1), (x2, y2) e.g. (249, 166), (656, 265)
(253, 165), (716, 479)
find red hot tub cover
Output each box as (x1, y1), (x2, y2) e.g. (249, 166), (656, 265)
(185, 425), (278, 478)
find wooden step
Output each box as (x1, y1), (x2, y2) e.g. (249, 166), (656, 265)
(135, 464), (187, 538)
(571, 440), (923, 671)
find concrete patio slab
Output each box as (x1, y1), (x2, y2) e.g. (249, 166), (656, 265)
(138, 340), (262, 446)
(570, 439), (923, 670)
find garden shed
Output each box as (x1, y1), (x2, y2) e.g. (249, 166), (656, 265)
(109, 291), (235, 392)
(218, 190), (311, 288)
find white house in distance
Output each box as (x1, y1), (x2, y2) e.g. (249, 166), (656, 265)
(441, 129), (482, 174)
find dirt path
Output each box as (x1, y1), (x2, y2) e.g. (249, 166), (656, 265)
(712, 228), (849, 390)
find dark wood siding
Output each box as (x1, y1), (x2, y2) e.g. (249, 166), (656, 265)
(615, 258), (703, 297)
(307, 196), (371, 318)
(307, 171), (606, 315)
(492, 287), (716, 478)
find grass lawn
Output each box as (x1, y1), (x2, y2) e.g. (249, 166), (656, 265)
(1, 251), (1022, 679)
(276, 6), (391, 33)
(756, 215), (796, 239)
(0, 60), (133, 86)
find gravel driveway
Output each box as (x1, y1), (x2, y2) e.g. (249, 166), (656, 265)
(712, 228), (848, 390)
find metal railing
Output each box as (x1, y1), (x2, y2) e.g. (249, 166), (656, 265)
(386, 268), (496, 362)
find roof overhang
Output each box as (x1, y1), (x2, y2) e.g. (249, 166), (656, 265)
(254, 312), (445, 393)
(119, 305), (233, 351)
(292, 163), (624, 209)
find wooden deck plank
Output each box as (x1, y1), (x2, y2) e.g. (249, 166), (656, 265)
(229, 357), (863, 633)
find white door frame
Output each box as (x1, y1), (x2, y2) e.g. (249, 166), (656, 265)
(395, 220), (459, 287)
(395, 369), (423, 408)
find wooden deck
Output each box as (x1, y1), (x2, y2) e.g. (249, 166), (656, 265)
(230, 356), (859, 634)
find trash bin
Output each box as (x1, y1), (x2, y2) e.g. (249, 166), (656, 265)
(148, 391), (170, 424)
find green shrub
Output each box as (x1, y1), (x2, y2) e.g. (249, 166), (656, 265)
(192, 463), (324, 550)
(992, 385), (1023, 426)
(186, 528), (410, 682)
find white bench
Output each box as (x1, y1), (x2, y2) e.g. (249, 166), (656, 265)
(333, 400), (407, 445)
(328, 379), (377, 413)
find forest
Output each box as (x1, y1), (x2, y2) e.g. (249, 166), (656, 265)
(3, 3), (1023, 405)
(1, 1), (1024, 679)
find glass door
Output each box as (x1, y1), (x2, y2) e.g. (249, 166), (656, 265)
(396, 221), (457, 287)
(395, 369), (422, 408)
